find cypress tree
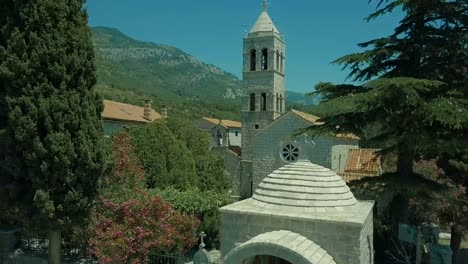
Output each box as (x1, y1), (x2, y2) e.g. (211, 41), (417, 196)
(0, 0), (105, 263)
(306, 0), (467, 178)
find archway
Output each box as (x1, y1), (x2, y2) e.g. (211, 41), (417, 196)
(242, 255), (291, 264)
(224, 231), (335, 264)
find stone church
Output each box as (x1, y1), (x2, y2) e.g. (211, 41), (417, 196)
(237, 1), (359, 198)
(218, 4), (374, 264)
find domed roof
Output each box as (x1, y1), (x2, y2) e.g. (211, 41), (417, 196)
(250, 10), (280, 34)
(252, 160), (357, 208)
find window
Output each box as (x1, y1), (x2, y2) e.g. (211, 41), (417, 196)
(261, 93), (267, 111)
(279, 94), (283, 112)
(249, 93), (256, 111)
(255, 124), (259, 129)
(280, 52), (284, 73)
(276, 93), (279, 112)
(235, 131), (239, 136)
(261, 48), (268, 70)
(250, 49), (256, 71)
(276, 50), (280, 70)
(281, 143), (300, 163)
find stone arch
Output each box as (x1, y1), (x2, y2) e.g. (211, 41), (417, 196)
(224, 230), (335, 264)
(260, 93), (267, 111)
(249, 93), (256, 111)
(261, 48), (269, 70)
(250, 49), (257, 71)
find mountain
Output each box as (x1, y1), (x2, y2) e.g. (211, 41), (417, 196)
(285, 91), (321, 106)
(91, 27), (319, 120)
(92, 27), (242, 120)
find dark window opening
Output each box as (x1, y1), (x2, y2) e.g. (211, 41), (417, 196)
(280, 52), (284, 73)
(249, 93), (256, 111)
(261, 48), (268, 70)
(276, 93), (279, 112)
(235, 131), (239, 136)
(255, 124), (259, 129)
(250, 49), (256, 71)
(280, 94), (283, 112)
(276, 50), (280, 70)
(261, 93), (267, 111)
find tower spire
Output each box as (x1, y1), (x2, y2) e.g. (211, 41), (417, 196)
(262, 0), (268, 12)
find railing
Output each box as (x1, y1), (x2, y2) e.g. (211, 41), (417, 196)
(149, 254), (191, 264)
(148, 253), (221, 264)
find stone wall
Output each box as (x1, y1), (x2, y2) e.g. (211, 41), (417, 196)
(220, 209), (373, 264)
(359, 209), (374, 264)
(228, 129), (242, 147)
(103, 120), (143, 136)
(212, 147), (242, 195)
(251, 112), (359, 190)
(331, 144), (359, 173)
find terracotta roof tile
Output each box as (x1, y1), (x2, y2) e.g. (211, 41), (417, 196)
(291, 109), (359, 140)
(202, 117), (242, 128)
(345, 149), (381, 175)
(102, 100), (161, 123)
(291, 109), (321, 124)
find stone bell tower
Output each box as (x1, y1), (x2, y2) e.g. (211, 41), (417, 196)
(241, 0), (286, 161)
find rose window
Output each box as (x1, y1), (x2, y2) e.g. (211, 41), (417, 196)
(281, 143), (300, 163)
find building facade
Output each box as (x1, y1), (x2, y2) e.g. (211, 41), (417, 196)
(239, 3), (359, 198)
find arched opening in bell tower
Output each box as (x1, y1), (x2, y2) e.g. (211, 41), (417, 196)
(250, 49), (257, 71)
(250, 93), (256, 111)
(261, 48), (268, 70)
(275, 93), (279, 112)
(280, 52), (284, 73)
(276, 50), (280, 71)
(261, 93), (267, 111)
(279, 94), (283, 112)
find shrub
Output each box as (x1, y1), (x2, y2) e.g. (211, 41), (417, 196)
(89, 194), (199, 263)
(88, 132), (199, 263)
(155, 187), (234, 249)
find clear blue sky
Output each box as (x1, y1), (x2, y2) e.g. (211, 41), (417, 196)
(86, 0), (402, 93)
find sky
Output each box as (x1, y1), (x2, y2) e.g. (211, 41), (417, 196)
(86, 0), (403, 93)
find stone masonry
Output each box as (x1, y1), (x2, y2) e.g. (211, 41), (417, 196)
(220, 160), (374, 264)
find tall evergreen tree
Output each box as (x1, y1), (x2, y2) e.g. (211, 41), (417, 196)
(0, 0), (105, 263)
(306, 0), (467, 178)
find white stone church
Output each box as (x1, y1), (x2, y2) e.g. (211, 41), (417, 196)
(216, 2), (374, 264)
(229, 2), (360, 198)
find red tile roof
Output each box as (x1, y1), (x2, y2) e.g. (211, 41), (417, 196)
(202, 117), (242, 128)
(345, 149), (381, 175)
(102, 100), (161, 123)
(291, 109), (359, 140)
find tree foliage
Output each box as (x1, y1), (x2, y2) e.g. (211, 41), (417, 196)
(130, 118), (231, 191)
(306, 0), (468, 178)
(0, 0), (106, 231)
(89, 132), (199, 263)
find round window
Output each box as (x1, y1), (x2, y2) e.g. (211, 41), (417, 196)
(281, 143), (300, 163)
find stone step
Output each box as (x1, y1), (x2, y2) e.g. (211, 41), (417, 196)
(255, 188), (355, 200)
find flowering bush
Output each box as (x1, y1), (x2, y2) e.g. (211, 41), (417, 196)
(89, 194), (199, 264)
(88, 132), (199, 263)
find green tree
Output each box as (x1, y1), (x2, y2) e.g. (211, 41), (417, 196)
(0, 0), (106, 263)
(166, 118), (231, 191)
(130, 121), (197, 190)
(306, 0), (467, 178)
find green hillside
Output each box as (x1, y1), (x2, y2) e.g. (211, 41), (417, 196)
(92, 27), (318, 120)
(92, 26), (242, 120)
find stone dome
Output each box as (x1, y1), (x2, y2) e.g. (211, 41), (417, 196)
(252, 160), (357, 208)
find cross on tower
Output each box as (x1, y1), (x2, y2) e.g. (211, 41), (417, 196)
(199, 231), (206, 249)
(262, 0), (268, 11)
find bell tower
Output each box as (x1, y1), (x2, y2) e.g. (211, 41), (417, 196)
(241, 0), (286, 161)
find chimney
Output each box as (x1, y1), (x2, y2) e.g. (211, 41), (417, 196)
(143, 99), (152, 121)
(161, 104), (168, 119)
